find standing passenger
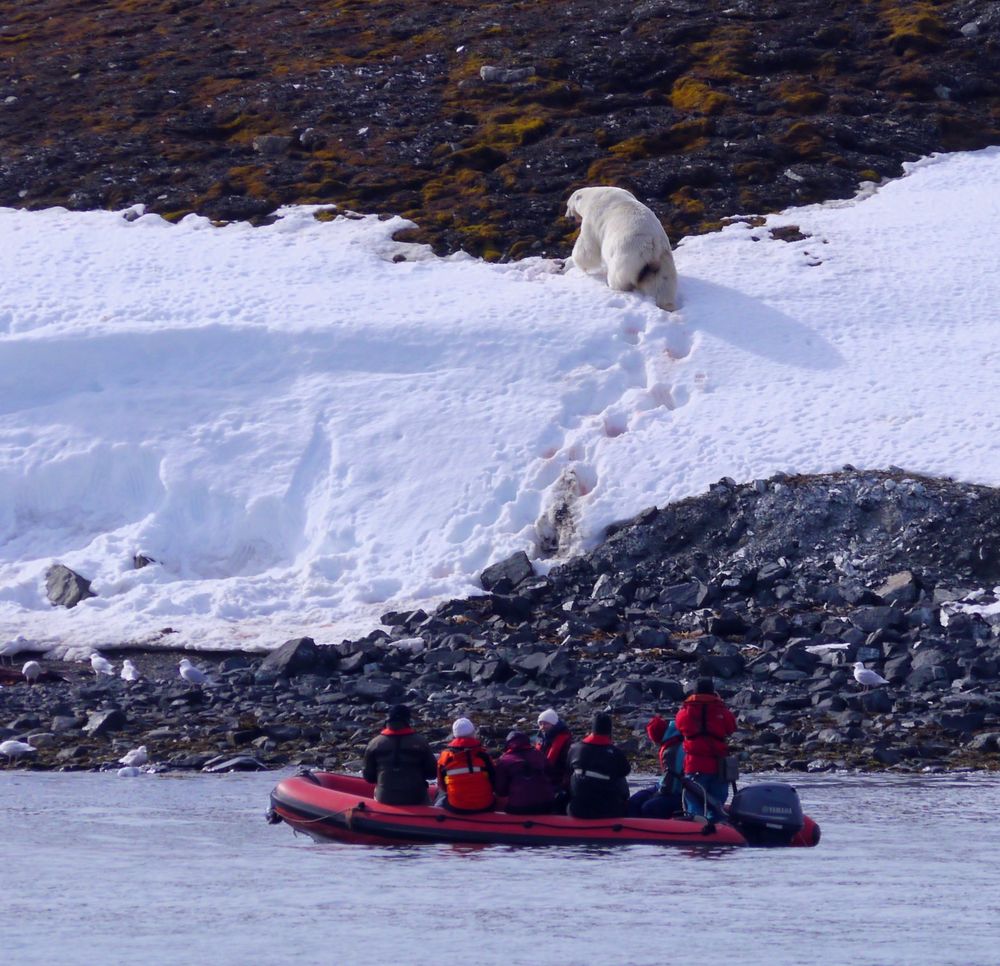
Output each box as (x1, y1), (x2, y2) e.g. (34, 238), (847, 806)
(436, 717), (496, 813)
(566, 712), (631, 819)
(362, 704), (437, 805)
(674, 678), (737, 819)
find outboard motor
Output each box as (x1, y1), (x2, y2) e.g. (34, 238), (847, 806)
(728, 782), (804, 846)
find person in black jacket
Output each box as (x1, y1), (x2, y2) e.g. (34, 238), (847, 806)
(566, 712), (631, 819)
(362, 704), (437, 805)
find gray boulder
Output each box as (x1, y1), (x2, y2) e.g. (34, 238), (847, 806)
(84, 709), (126, 735)
(481, 551), (535, 593)
(45, 564), (96, 608)
(258, 637), (331, 678)
(876, 570), (922, 605)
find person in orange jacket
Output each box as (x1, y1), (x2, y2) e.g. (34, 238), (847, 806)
(435, 717), (497, 813)
(674, 677), (737, 819)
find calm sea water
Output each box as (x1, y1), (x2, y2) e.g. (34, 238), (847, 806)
(2, 770), (998, 966)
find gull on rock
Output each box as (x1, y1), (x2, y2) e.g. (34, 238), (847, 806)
(1, 739), (36, 762)
(22, 660), (42, 684)
(119, 745), (148, 768)
(179, 658), (207, 686)
(90, 653), (115, 677)
(121, 659), (141, 682)
(853, 661), (889, 692)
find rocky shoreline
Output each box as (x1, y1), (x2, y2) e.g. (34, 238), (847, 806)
(3, 468), (1000, 775)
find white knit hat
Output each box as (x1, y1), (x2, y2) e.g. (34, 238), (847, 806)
(452, 717), (476, 738)
(537, 708), (559, 726)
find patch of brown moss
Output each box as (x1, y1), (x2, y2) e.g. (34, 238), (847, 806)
(480, 115), (550, 148)
(669, 187), (706, 224)
(734, 160), (775, 183)
(779, 120), (827, 158)
(454, 222), (505, 261)
(689, 25), (752, 83)
(880, 1), (949, 55)
(775, 81), (830, 115)
(671, 77), (731, 115)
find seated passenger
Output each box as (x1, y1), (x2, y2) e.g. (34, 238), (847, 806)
(566, 712), (631, 819)
(362, 704), (437, 805)
(495, 730), (556, 814)
(535, 707), (573, 797)
(436, 717), (496, 814)
(628, 714), (686, 819)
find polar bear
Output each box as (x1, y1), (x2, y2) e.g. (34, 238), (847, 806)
(565, 186), (678, 311)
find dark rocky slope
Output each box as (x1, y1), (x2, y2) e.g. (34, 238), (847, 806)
(2, 0), (999, 258)
(4, 469), (1000, 774)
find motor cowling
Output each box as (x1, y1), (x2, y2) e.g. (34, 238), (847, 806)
(728, 782), (804, 846)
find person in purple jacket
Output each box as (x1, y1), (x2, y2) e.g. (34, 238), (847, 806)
(494, 730), (557, 814)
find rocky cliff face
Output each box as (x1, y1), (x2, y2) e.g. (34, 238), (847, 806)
(4, 470), (999, 774)
(2, 1), (999, 258)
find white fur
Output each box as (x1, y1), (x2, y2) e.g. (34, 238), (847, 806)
(565, 186), (678, 311)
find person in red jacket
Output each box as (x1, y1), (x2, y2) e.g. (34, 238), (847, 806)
(674, 677), (737, 819)
(436, 717), (496, 813)
(535, 708), (573, 790)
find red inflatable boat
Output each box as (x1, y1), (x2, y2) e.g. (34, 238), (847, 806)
(268, 772), (820, 848)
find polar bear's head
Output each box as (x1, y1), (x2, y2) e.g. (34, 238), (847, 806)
(565, 188), (588, 221)
(566, 185), (639, 221)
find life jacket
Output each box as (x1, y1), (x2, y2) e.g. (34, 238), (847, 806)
(438, 737), (495, 811)
(674, 693), (736, 775)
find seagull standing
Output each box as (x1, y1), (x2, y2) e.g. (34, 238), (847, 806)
(119, 745), (148, 767)
(179, 658), (207, 687)
(121, 659), (141, 683)
(90, 653), (115, 677)
(22, 660), (42, 684)
(1, 635), (29, 665)
(1, 739), (36, 763)
(853, 661), (889, 692)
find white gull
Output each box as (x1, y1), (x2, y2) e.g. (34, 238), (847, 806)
(119, 745), (148, 767)
(853, 661), (889, 692)
(121, 659), (141, 682)
(1, 739), (36, 762)
(179, 658), (207, 686)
